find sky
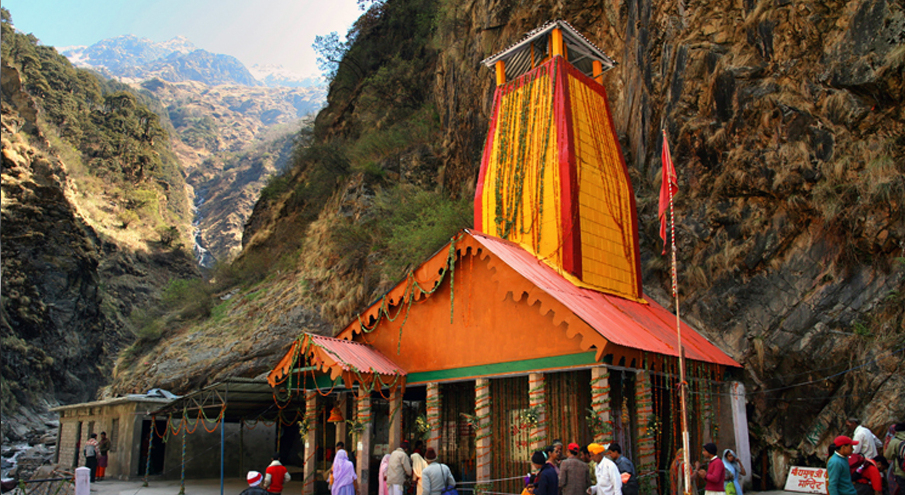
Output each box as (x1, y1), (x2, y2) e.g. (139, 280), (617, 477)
(2, 0), (363, 77)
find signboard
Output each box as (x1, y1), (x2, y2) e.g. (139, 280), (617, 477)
(784, 466), (828, 494)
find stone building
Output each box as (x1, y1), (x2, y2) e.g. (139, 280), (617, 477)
(52, 394), (171, 480)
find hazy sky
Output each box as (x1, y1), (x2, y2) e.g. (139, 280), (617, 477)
(2, 0), (363, 77)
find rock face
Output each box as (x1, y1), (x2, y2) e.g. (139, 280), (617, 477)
(1, 51), (199, 444)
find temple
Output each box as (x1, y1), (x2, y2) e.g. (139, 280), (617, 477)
(264, 20), (749, 495)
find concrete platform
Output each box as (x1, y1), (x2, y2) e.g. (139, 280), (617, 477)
(88, 478), (305, 495)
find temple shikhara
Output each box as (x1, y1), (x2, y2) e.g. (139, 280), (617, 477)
(51, 21), (749, 494)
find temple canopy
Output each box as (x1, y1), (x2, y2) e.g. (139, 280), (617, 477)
(481, 20), (617, 82)
(268, 333), (406, 393)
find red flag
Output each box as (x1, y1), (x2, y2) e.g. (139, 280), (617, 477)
(659, 132), (678, 255)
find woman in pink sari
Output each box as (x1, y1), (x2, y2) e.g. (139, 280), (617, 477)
(378, 454), (391, 495)
(332, 450), (358, 495)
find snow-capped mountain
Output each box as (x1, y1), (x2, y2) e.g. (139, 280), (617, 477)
(249, 64), (323, 88)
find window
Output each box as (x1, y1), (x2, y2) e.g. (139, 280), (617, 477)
(88, 421), (95, 438)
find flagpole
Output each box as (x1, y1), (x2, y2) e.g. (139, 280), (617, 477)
(663, 130), (692, 495)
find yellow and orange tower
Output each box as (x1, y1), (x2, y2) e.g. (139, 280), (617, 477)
(475, 20), (643, 301)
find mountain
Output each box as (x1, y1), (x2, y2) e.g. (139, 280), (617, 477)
(136, 78), (324, 263)
(61, 35), (261, 87)
(61, 35), (196, 72)
(111, 0), (904, 489)
(249, 64), (324, 88)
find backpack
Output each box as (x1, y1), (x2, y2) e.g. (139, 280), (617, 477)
(850, 458), (869, 483)
(898, 440), (905, 473)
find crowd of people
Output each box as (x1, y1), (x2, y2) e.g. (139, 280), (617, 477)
(827, 420), (905, 495)
(522, 439), (743, 495)
(231, 417), (905, 495)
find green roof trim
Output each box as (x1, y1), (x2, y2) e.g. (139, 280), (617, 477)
(406, 351), (599, 384)
(290, 351), (600, 390)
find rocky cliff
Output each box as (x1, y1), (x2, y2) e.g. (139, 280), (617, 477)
(104, 0), (904, 487)
(1, 19), (200, 442)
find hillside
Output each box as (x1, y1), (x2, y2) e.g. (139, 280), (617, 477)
(1, 9), (199, 440)
(47, 0), (905, 487)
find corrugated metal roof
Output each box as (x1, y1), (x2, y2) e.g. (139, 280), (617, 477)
(469, 230), (741, 367)
(308, 334), (406, 376)
(481, 20), (617, 80)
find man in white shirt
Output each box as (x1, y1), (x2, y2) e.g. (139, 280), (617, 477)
(587, 443), (622, 495)
(846, 418), (881, 460)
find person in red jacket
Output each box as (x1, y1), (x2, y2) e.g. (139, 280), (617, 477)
(853, 455), (889, 495)
(696, 443), (726, 495)
(263, 453), (291, 495)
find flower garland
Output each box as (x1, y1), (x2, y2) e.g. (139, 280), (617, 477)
(527, 376), (547, 447)
(589, 369), (613, 442)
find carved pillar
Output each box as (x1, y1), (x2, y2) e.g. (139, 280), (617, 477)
(426, 382), (441, 452)
(634, 371), (657, 494)
(475, 379), (491, 483)
(303, 391), (317, 495)
(388, 386), (403, 451)
(528, 373), (547, 451)
(590, 366), (613, 443)
(356, 387), (373, 495)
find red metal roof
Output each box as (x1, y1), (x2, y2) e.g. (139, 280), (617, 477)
(307, 334), (406, 376)
(470, 230), (740, 367)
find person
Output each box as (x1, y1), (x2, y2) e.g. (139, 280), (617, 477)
(242, 471), (270, 495)
(379, 454), (391, 495)
(849, 419), (883, 461)
(413, 441), (425, 457)
(670, 449), (695, 495)
(387, 441), (413, 495)
(884, 423), (905, 495)
(412, 452), (429, 495)
(332, 449), (358, 495)
(696, 443), (725, 495)
(559, 442), (591, 495)
(829, 436), (859, 495)
(606, 444), (637, 495)
(884, 425), (899, 495)
(852, 455), (888, 495)
(546, 445), (562, 475)
(722, 449), (746, 495)
(420, 448), (456, 495)
(263, 453), (291, 495)
(587, 443), (621, 495)
(84, 433), (99, 482)
(532, 450), (559, 495)
(97, 432), (110, 481)
(552, 440), (565, 468)
(580, 445), (597, 486)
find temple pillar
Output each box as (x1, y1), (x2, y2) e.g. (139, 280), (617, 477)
(590, 366), (612, 443)
(303, 391), (317, 495)
(389, 386), (403, 451)
(634, 371), (657, 494)
(426, 382), (441, 452)
(475, 379), (491, 483)
(356, 387), (373, 495)
(528, 373), (547, 451)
